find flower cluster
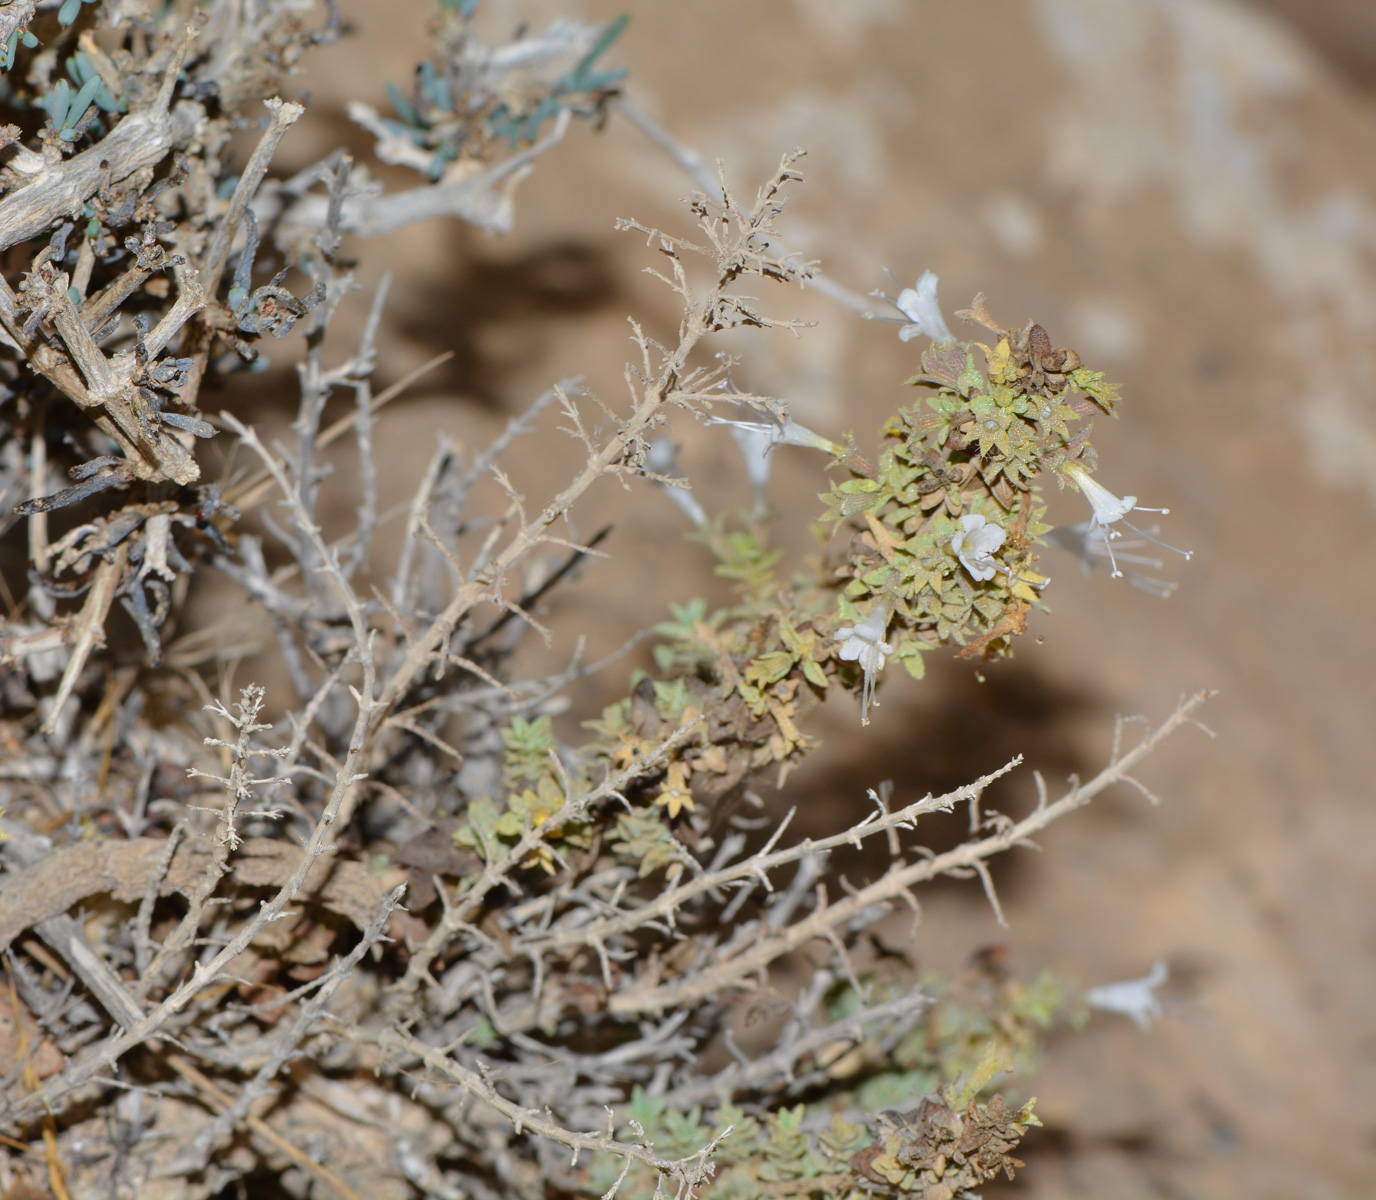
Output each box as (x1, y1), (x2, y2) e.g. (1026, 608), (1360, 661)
(811, 283), (1118, 716)
(632, 276), (1189, 739)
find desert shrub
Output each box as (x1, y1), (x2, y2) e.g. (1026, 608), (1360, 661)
(0, 3), (1205, 1197)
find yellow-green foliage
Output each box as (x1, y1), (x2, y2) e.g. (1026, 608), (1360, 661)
(582, 966), (1064, 1198)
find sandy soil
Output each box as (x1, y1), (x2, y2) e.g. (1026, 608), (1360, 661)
(238, 1), (1376, 1195)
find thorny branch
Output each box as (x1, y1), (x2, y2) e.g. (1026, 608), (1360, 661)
(365, 152), (811, 756)
(612, 691), (1210, 1016)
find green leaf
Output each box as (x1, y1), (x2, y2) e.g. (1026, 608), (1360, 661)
(569, 14), (629, 88)
(466, 796), (500, 838)
(837, 477), (880, 496)
(502, 714), (554, 782)
(64, 72), (102, 133)
(897, 638), (928, 680)
(1011, 969), (1067, 1028)
(652, 677), (694, 721)
(958, 348), (984, 398)
(385, 80), (419, 127)
(746, 650), (793, 687)
(49, 78), (71, 132)
(654, 597), (709, 639)
(611, 812), (680, 877)
(1070, 366), (1120, 413)
(855, 1068), (938, 1112)
(465, 1017), (499, 1047)
(815, 1114), (869, 1166)
(623, 1085), (668, 1135)
(418, 60), (451, 113)
(823, 980), (864, 1021)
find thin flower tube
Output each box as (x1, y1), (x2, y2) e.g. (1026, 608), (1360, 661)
(707, 413), (850, 460)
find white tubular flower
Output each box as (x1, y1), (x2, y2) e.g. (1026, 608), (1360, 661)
(645, 437), (706, 528)
(725, 420), (773, 516)
(1085, 960), (1169, 1032)
(895, 270), (956, 344)
(1044, 522), (1178, 598)
(1063, 460), (1137, 526)
(951, 513), (1006, 582)
(1061, 461), (1191, 579)
(834, 603), (893, 726)
(706, 414), (849, 460)
(644, 437), (678, 476)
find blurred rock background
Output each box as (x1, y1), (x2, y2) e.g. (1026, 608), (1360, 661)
(216, 1), (1376, 1195)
